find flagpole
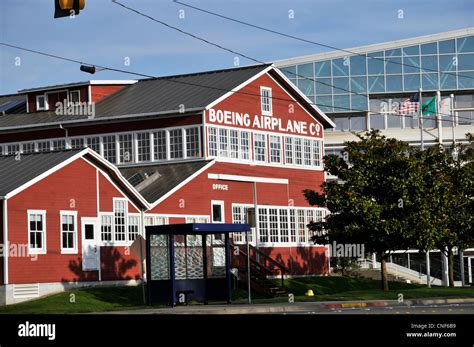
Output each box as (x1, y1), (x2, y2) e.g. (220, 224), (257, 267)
(450, 93), (455, 147)
(419, 88), (424, 150)
(436, 91), (442, 146)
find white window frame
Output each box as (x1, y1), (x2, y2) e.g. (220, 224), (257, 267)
(253, 132), (267, 163)
(69, 90), (81, 105)
(128, 214), (141, 241)
(27, 210), (47, 255)
(113, 198), (128, 244)
(60, 210), (78, 254)
(269, 134), (282, 164)
(100, 213), (114, 244)
(36, 95), (48, 111)
(211, 200), (225, 224)
(260, 86), (272, 116)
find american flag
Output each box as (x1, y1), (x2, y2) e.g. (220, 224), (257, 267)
(397, 92), (419, 115)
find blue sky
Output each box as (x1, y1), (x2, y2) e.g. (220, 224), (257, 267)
(0, 0), (473, 94)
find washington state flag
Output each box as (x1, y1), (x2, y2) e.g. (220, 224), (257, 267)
(421, 96), (437, 115)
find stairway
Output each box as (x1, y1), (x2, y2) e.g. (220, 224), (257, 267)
(231, 243), (289, 297)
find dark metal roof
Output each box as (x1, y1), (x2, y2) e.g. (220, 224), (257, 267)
(120, 160), (213, 204)
(0, 94), (27, 115)
(0, 64), (271, 130)
(97, 64), (271, 118)
(0, 150), (82, 197)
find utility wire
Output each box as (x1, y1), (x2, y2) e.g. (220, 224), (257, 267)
(0, 42), (468, 124)
(111, 0), (465, 121)
(173, 0), (474, 80)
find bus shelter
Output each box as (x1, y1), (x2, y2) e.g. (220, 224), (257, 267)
(145, 223), (250, 306)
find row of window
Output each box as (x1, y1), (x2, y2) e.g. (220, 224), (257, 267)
(207, 127), (323, 168)
(36, 90), (82, 111)
(232, 205), (325, 245)
(0, 126), (202, 165)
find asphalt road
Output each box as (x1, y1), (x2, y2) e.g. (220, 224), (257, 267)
(307, 303), (474, 315)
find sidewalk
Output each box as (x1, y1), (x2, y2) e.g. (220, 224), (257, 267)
(104, 297), (474, 315)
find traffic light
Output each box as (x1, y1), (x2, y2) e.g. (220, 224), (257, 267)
(54, 0), (85, 18)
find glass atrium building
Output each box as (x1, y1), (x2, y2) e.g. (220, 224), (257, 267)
(275, 27), (474, 155)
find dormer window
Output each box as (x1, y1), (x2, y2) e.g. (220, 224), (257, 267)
(69, 90), (81, 105)
(36, 95), (48, 111)
(260, 87), (272, 116)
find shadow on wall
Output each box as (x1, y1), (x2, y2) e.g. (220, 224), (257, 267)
(258, 247), (328, 276)
(61, 247), (139, 283)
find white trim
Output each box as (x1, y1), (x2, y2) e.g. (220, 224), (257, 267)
(260, 86), (273, 116)
(27, 210), (47, 255)
(59, 210), (78, 254)
(35, 94), (48, 111)
(19, 80), (137, 93)
(88, 85), (92, 105)
(205, 65), (273, 110)
(211, 200), (225, 223)
(112, 198), (129, 245)
(69, 90), (81, 105)
(3, 199), (9, 284)
(96, 169), (100, 216)
(272, 27), (474, 66)
(207, 173), (288, 185)
(149, 160), (216, 208)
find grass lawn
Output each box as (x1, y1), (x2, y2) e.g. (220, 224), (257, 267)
(0, 277), (473, 314)
(233, 276), (474, 303)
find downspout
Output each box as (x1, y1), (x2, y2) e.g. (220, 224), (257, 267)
(2, 198), (8, 286)
(59, 124), (69, 147)
(139, 209), (146, 304)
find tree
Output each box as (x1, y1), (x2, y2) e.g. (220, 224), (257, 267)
(305, 130), (421, 291)
(410, 135), (474, 287)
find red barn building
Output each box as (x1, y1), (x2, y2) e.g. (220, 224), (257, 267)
(0, 64), (335, 304)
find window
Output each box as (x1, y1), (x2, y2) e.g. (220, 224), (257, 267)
(119, 134), (133, 163)
(289, 209), (296, 243)
(211, 201), (224, 223)
(7, 144), (20, 155)
(28, 211), (46, 254)
(136, 132), (150, 162)
(279, 209), (289, 243)
(297, 209), (306, 243)
(269, 208), (279, 243)
(128, 215), (140, 241)
(52, 139), (66, 150)
(258, 208), (268, 243)
(153, 130), (167, 161)
(312, 140), (322, 167)
(303, 139), (312, 166)
(37, 141), (50, 152)
(254, 133), (267, 162)
(101, 215), (113, 242)
(231, 205), (253, 244)
(69, 90), (80, 105)
(208, 127), (218, 157)
(102, 135), (117, 164)
(22, 143), (35, 154)
(169, 129), (183, 159)
(86, 137), (100, 154)
(269, 135), (281, 163)
(218, 128), (228, 157)
(240, 131), (250, 160)
(186, 127), (200, 158)
(261, 87), (272, 115)
(114, 199), (127, 242)
(60, 211), (77, 253)
(71, 138), (84, 149)
(229, 130), (239, 159)
(285, 137), (293, 164)
(294, 138), (303, 165)
(36, 95), (48, 111)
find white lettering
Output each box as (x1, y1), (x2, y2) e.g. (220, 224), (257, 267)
(18, 321), (56, 341)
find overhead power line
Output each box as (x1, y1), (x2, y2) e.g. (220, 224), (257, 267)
(111, 1), (464, 121)
(0, 42), (468, 124)
(173, 0), (474, 81)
